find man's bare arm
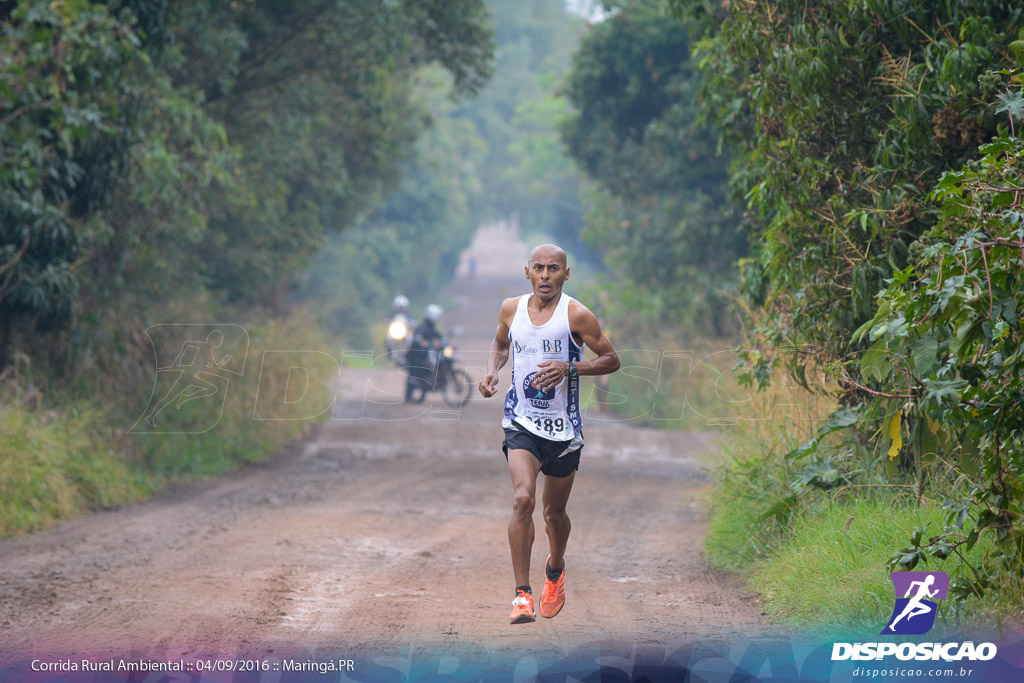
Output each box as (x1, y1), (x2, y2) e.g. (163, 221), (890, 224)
(478, 297), (519, 398)
(570, 302), (619, 376)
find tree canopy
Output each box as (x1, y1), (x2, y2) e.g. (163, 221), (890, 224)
(0, 0), (493, 362)
(561, 0), (744, 335)
(672, 0), (1024, 599)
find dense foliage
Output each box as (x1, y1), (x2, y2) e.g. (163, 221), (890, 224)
(181, 0), (493, 306)
(562, 0), (744, 336)
(856, 111), (1024, 598)
(0, 0), (493, 367)
(0, 1), (231, 352)
(673, 0), (1024, 603)
(676, 0), (1023, 378)
(0, 0), (496, 533)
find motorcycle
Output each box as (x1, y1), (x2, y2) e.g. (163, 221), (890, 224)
(403, 342), (473, 407)
(384, 313), (413, 364)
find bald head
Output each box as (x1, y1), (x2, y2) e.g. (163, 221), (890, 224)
(528, 243), (567, 267)
(525, 243), (570, 301)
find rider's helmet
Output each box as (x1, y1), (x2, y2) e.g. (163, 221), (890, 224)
(424, 304), (443, 323)
(392, 295), (409, 313)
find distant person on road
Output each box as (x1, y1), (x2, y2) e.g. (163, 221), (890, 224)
(405, 304), (445, 401)
(478, 243), (619, 624)
(391, 295), (410, 317)
(385, 295), (413, 363)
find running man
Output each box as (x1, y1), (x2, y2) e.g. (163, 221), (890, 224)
(888, 574), (939, 631)
(478, 244), (620, 624)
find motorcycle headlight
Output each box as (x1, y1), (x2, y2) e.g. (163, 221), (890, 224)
(387, 321), (408, 340)
(443, 345), (454, 358)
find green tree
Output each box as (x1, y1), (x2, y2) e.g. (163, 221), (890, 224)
(672, 0), (1024, 376)
(0, 0), (494, 368)
(562, 0), (743, 335)
(851, 90), (1024, 597)
(294, 68), (490, 345)
(0, 1), (233, 364)
(673, 0), (1024, 599)
(172, 0), (494, 305)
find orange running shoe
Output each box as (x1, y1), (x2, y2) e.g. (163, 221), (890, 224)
(509, 589), (535, 624)
(540, 556), (565, 618)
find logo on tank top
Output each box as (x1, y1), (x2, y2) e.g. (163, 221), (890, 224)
(542, 339), (562, 355)
(523, 372), (555, 408)
(513, 340), (539, 355)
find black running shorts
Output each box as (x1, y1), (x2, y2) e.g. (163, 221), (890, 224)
(502, 420), (582, 478)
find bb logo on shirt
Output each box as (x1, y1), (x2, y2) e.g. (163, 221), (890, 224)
(542, 339), (562, 354)
(523, 372), (555, 408)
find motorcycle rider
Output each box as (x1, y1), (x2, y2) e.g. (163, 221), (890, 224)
(405, 304), (444, 401)
(385, 295), (413, 363)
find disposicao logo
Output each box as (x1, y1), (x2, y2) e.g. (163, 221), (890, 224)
(881, 570), (949, 635)
(831, 570), (998, 662)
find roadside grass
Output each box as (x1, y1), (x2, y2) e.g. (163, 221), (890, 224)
(341, 352), (376, 370)
(705, 364), (836, 571)
(128, 313), (333, 480)
(0, 403), (143, 536)
(573, 272), (747, 433)
(750, 497), (994, 637)
(704, 367), (1020, 634)
(703, 448), (798, 572)
(0, 311), (334, 538)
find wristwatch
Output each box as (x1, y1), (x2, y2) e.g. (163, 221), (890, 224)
(568, 361), (577, 378)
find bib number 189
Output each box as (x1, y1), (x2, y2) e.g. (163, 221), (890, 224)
(531, 416), (564, 436)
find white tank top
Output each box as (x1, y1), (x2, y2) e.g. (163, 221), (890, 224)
(502, 293), (584, 446)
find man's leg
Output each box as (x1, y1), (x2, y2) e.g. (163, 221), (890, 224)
(539, 469), (575, 618)
(508, 449), (542, 587)
(542, 471), (576, 573)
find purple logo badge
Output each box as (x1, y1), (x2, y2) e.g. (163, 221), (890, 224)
(881, 571), (949, 635)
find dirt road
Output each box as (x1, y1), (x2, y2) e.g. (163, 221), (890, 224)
(0, 223), (773, 674)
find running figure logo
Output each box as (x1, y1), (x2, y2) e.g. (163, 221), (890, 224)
(132, 325), (248, 434)
(881, 571), (950, 635)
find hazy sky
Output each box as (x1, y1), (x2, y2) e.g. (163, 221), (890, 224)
(563, 0), (613, 22)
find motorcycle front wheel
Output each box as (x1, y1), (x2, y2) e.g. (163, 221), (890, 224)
(442, 368), (472, 407)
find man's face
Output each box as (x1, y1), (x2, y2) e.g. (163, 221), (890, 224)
(525, 249), (569, 301)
